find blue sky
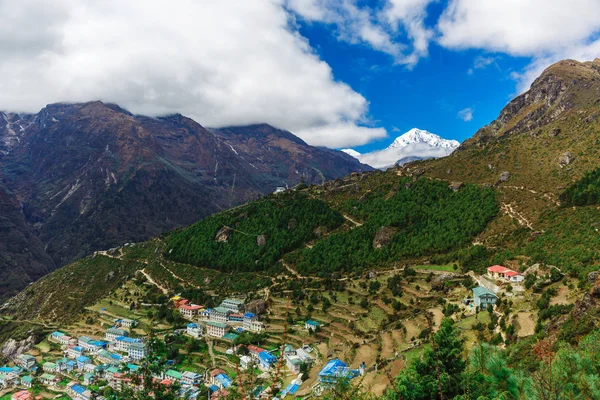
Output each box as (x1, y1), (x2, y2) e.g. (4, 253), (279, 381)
(291, 1), (539, 152)
(298, 20), (531, 152)
(0, 1), (599, 152)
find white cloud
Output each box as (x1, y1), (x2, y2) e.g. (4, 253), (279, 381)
(458, 107), (473, 122)
(0, 0), (385, 148)
(437, 0), (600, 91)
(296, 122), (387, 148)
(438, 0), (600, 55)
(286, 0), (435, 66)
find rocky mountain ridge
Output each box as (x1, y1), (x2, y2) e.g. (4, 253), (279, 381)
(0, 101), (371, 299)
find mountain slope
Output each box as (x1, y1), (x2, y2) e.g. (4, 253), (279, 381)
(5, 58), (600, 322)
(343, 128), (459, 168)
(0, 102), (370, 299)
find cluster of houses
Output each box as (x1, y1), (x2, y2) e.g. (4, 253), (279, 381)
(3, 290), (346, 400)
(469, 265), (527, 307)
(174, 296), (267, 342)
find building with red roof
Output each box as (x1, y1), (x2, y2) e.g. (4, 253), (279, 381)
(487, 265), (524, 282)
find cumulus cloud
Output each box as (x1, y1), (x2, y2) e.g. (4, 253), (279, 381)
(438, 0), (600, 91)
(438, 0), (600, 55)
(458, 107), (473, 122)
(286, 0), (435, 66)
(0, 0), (386, 148)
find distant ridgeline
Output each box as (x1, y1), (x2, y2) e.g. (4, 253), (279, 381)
(560, 167), (600, 206)
(164, 192), (344, 272)
(286, 178), (498, 276)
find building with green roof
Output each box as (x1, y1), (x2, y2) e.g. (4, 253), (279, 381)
(472, 286), (498, 308)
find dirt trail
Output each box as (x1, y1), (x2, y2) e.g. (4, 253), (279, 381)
(139, 269), (169, 295)
(342, 213), (363, 227)
(500, 202), (535, 230)
(207, 340), (216, 368)
(161, 263), (201, 289)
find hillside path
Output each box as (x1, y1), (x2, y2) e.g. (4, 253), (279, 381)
(139, 269), (169, 295)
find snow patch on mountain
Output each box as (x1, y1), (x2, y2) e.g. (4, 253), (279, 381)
(343, 128), (459, 169)
(341, 148), (361, 159)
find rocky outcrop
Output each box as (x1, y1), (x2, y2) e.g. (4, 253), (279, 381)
(246, 299), (267, 315)
(256, 235), (267, 247)
(215, 226), (232, 243)
(460, 59), (600, 150)
(558, 151), (575, 167)
(0, 336), (35, 359)
(498, 171), (510, 183)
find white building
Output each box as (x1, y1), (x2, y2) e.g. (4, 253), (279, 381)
(186, 323), (204, 338)
(206, 322), (230, 338)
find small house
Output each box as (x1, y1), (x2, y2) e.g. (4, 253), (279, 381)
(11, 390), (33, 400)
(305, 320), (320, 332)
(39, 373), (58, 386)
(181, 371), (201, 386)
(186, 323), (204, 338)
(257, 351), (278, 371)
(472, 286), (498, 308)
(14, 354), (36, 370)
(20, 376), (34, 388)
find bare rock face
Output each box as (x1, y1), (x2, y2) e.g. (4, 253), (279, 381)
(246, 299), (267, 315)
(588, 270), (599, 283)
(1, 336), (35, 359)
(558, 151), (575, 167)
(215, 226), (232, 243)
(373, 226), (397, 249)
(257, 235), (267, 247)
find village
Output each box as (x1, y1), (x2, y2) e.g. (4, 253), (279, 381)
(1, 260), (573, 400)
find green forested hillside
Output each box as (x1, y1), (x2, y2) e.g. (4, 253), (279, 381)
(164, 193), (344, 272)
(560, 167), (600, 206)
(286, 179), (498, 275)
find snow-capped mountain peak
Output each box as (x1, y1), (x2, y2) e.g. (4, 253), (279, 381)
(340, 128), (460, 169)
(389, 128), (459, 149)
(341, 148), (361, 159)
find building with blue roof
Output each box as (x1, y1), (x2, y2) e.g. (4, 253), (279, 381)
(186, 323), (203, 339)
(258, 351), (278, 371)
(318, 359), (357, 384)
(77, 356), (92, 370)
(305, 320), (321, 331)
(66, 346), (85, 359)
(280, 382), (300, 397)
(215, 373), (232, 389)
